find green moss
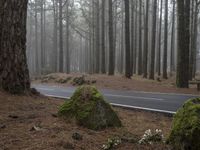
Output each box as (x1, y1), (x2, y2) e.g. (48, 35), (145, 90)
(167, 98), (200, 150)
(58, 86), (122, 130)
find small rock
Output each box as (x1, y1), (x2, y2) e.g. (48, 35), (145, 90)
(63, 142), (75, 149)
(157, 77), (161, 82)
(0, 124), (6, 129)
(72, 132), (83, 141)
(52, 113), (58, 118)
(30, 125), (45, 132)
(91, 80), (97, 84)
(8, 115), (19, 119)
(31, 88), (40, 95)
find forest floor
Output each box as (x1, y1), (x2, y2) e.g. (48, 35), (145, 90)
(33, 73), (200, 95)
(0, 91), (172, 150)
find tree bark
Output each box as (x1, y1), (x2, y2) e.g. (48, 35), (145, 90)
(176, 0), (190, 88)
(101, 0), (106, 74)
(163, 0), (168, 79)
(124, 0), (131, 78)
(149, 0), (157, 80)
(143, 0), (149, 78)
(108, 0), (115, 75)
(59, 0), (64, 72)
(0, 0), (30, 94)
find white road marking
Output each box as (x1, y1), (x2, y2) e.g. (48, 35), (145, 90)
(105, 94), (164, 101)
(111, 103), (176, 114)
(44, 94), (175, 114)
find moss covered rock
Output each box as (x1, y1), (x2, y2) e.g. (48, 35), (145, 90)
(167, 98), (200, 150)
(58, 86), (122, 130)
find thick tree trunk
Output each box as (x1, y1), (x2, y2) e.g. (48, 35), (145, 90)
(35, 0), (39, 74)
(163, 0), (168, 79)
(176, 0), (190, 88)
(59, 0), (64, 72)
(149, 0), (157, 80)
(94, 0), (100, 73)
(101, 0), (106, 74)
(138, 0), (143, 75)
(170, 0), (176, 75)
(108, 0), (115, 75)
(65, 1), (70, 74)
(124, 0), (131, 78)
(53, 0), (58, 72)
(0, 0), (30, 94)
(157, 0), (163, 76)
(143, 0), (149, 78)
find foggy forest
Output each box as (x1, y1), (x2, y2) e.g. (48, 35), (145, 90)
(1, 0), (200, 149)
(27, 0), (200, 82)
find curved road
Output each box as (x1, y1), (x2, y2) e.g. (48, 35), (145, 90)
(33, 84), (199, 114)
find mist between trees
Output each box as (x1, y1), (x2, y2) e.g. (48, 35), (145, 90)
(26, 0), (200, 87)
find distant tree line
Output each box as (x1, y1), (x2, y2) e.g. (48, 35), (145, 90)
(9, 0), (200, 91)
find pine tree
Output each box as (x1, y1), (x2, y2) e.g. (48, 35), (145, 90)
(0, 0), (30, 94)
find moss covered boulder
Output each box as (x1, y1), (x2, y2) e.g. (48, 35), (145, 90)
(58, 86), (122, 130)
(167, 98), (200, 150)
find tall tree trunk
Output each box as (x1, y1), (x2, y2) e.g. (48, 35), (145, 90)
(65, 0), (70, 74)
(176, 0), (190, 88)
(163, 0), (168, 79)
(35, 0), (39, 74)
(138, 0), (143, 75)
(101, 0), (106, 74)
(170, 0), (176, 76)
(143, 0), (149, 78)
(149, 0), (157, 80)
(0, 0), (30, 94)
(192, 1), (199, 78)
(53, 0), (58, 72)
(40, 0), (45, 70)
(108, 0), (115, 75)
(95, 0), (100, 73)
(59, 0), (64, 72)
(133, 0), (138, 74)
(157, 0), (163, 76)
(131, 0), (135, 75)
(124, 0), (131, 78)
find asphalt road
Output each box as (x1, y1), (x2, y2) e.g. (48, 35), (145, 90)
(33, 84), (199, 114)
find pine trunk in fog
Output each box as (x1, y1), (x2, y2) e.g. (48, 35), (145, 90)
(176, 0), (190, 88)
(130, 0), (134, 76)
(35, 0), (39, 74)
(124, 0), (131, 78)
(170, 0), (175, 75)
(119, 2), (124, 74)
(53, 0), (58, 72)
(163, 0), (168, 79)
(190, 0), (199, 79)
(66, 1), (70, 74)
(59, 0), (64, 72)
(108, 0), (115, 75)
(134, 0), (138, 74)
(101, 0), (106, 74)
(149, 0), (157, 80)
(192, 1), (199, 78)
(131, 0), (136, 75)
(40, 0), (45, 69)
(95, 0), (100, 73)
(0, 0), (30, 94)
(138, 0), (143, 75)
(143, 0), (149, 78)
(157, 0), (163, 76)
